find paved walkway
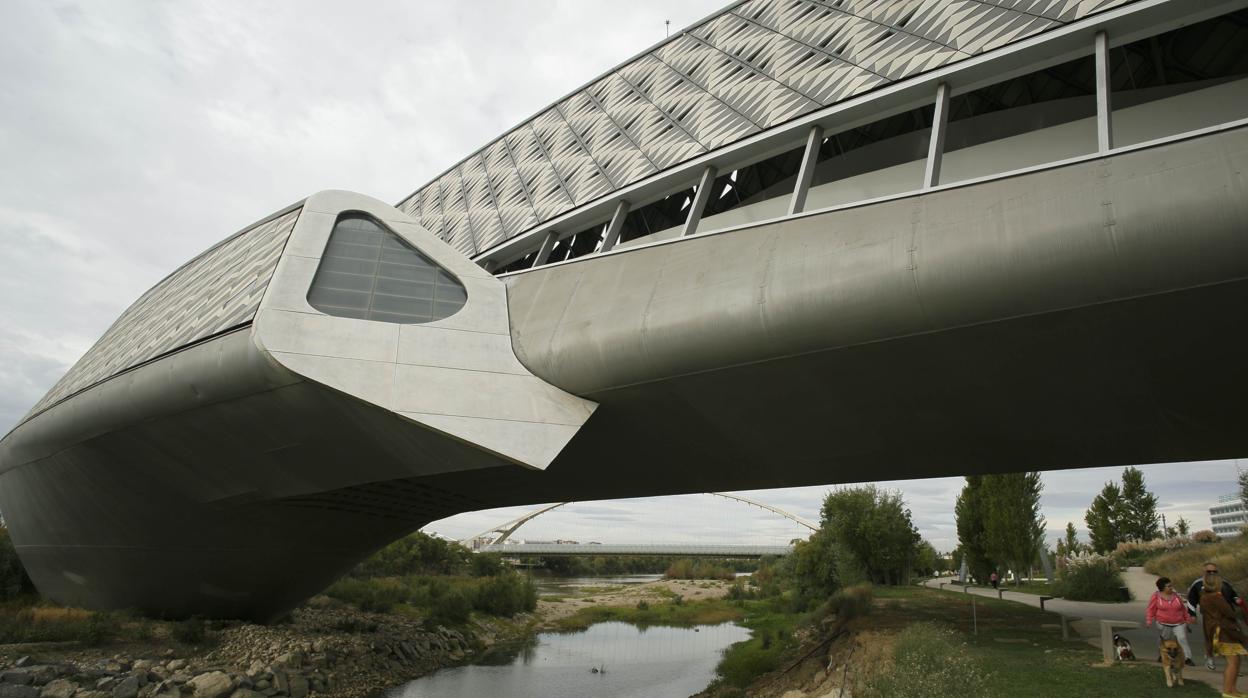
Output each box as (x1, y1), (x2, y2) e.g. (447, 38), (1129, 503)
(924, 567), (1229, 691)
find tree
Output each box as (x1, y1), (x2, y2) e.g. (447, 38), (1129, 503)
(821, 485), (921, 586)
(1120, 466), (1161, 541)
(914, 540), (940, 577)
(1085, 482), (1124, 554)
(1062, 522), (1081, 556)
(1176, 516), (1191, 537)
(955, 476), (994, 583)
(980, 472), (1045, 585)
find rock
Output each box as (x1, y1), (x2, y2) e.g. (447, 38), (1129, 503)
(93, 680), (114, 693)
(160, 653), (173, 661)
(1, 672), (32, 686)
(185, 673), (232, 698)
(0, 686), (40, 698)
(273, 653), (301, 671)
(267, 669), (285, 697)
(38, 680), (76, 698)
(162, 664), (182, 675)
(285, 675), (307, 698)
(129, 664), (151, 675)
(13, 660), (34, 670)
(226, 692), (263, 698)
(150, 681), (179, 698)
(111, 676), (139, 698)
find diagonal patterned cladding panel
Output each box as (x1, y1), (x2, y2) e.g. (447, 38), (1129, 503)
(27, 208), (302, 419)
(397, 0), (1143, 251)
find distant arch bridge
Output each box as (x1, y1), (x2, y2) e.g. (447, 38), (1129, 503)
(456, 492), (818, 556)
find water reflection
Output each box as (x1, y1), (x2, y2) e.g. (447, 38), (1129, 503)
(386, 621), (749, 698)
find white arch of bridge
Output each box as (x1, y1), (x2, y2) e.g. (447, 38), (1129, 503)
(458, 492), (818, 548)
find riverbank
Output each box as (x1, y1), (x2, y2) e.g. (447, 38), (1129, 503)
(0, 597), (511, 698)
(699, 586), (1222, 698)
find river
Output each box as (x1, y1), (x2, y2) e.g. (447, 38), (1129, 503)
(384, 574), (749, 698)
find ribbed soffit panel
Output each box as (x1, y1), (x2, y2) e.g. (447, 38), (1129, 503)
(26, 208), (302, 420)
(397, 0), (1137, 251)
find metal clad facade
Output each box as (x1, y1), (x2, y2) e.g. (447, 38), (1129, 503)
(27, 209), (302, 418)
(396, 0), (1137, 250)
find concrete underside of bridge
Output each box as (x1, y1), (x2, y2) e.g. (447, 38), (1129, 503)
(2, 126), (1246, 619)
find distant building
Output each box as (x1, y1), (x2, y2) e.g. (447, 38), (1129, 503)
(1210, 494), (1247, 537)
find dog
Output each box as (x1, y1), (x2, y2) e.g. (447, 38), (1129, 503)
(1114, 633), (1136, 661)
(1160, 638), (1186, 687)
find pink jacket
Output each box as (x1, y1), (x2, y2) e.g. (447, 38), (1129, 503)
(1147, 591), (1191, 625)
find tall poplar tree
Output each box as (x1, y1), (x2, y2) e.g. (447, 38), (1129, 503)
(1120, 466), (1161, 541)
(980, 472), (1045, 585)
(1085, 482), (1123, 554)
(955, 476), (993, 582)
(1062, 522), (1080, 556)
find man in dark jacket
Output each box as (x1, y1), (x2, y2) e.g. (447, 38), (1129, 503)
(1188, 561), (1245, 670)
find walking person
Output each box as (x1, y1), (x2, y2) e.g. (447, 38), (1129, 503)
(1197, 568), (1248, 697)
(1147, 576), (1195, 666)
(990, 571), (999, 590)
(1188, 561), (1246, 670)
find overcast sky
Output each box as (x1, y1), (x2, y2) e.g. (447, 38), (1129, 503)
(2, 1), (1243, 554)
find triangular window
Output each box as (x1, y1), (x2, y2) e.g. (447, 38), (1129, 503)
(308, 213), (467, 324)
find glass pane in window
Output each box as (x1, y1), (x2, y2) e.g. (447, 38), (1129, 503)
(307, 213), (467, 324)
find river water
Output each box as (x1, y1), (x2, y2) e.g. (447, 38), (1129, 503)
(385, 621), (748, 698)
(384, 574), (749, 698)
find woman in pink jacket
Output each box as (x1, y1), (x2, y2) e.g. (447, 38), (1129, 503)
(1147, 576), (1195, 664)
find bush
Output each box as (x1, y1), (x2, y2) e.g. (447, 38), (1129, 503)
(472, 573), (536, 617)
(1053, 554), (1125, 602)
(664, 559), (735, 580)
(171, 616), (206, 644)
(1110, 538), (1189, 567)
(1193, 530), (1219, 544)
(1146, 533), (1248, 596)
(84, 612), (119, 646)
(860, 623), (990, 698)
(325, 578), (408, 613)
(0, 526), (35, 600)
(428, 589), (472, 626)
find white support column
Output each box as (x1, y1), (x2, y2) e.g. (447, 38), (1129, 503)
(788, 125), (824, 215)
(598, 200), (631, 253)
(923, 82), (951, 189)
(531, 230), (559, 268)
(1095, 31), (1113, 153)
(682, 165), (718, 237)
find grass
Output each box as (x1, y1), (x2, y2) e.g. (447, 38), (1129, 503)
(960, 581), (1057, 597)
(875, 586), (1218, 697)
(712, 596), (802, 688)
(0, 598), (202, 647)
(1146, 535), (1248, 595)
(551, 597), (744, 632)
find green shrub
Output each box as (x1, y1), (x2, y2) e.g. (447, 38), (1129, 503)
(0, 526), (35, 600)
(171, 616), (206, 644)
(428, 589), (472, 626)
(325, 577), (408, 613)
(473, 573), (536, 617)
(470, 553), (504, 577)
(1053, 555), (1125, 602)
(664, 559), (735, 580)
(860, 623), (990, 698)
(635, 600), (650, 611)
(84, 612), (118, 646)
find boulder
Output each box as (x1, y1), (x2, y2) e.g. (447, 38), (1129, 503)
(226, 692), (264, 698)
(0, 686), (39, 698)
(1, 672), (32, 686)
(13, 661), (34, 670)
(285, 674), (307, 698)
(185, 673), (232, 698)
(38, 680), (76, 698)
(162, 665), (183, 675)
(110, 676), (139, 698)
